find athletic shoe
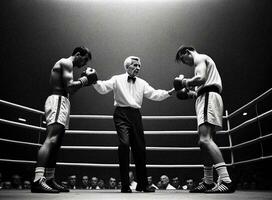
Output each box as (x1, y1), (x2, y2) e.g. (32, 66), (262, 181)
(205, 181), (235, 193)
(46, 179), (70, 192)
(31, 177), (59, 193)
(189, 182), (215, 193)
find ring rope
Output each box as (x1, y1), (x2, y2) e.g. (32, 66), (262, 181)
(66, 130), (202, 135)
(0, 158), (206, 168)
(0, 99), (227, 120)
(0, 118), (227, 135)
(228, 87), (272, 119)
(0, 138), (41, 147)
(70, 115), (201, 120)
(1, 88), (271, 120)
(0, 118), (45, 131)
(231, 155), (272, 166)
(3, 113), (272, 136)
(0, 88), (271, 168)
(228, 109), (272, 135)
(0, 99), (44, 115)
(3, 156), (272, 168)
(231, 133), (272, 150)
(0, 138), (231, 151)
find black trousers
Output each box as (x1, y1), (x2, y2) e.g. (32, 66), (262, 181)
(113, 107), (148, 189)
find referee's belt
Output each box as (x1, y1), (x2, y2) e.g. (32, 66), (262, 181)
(197, 85), (221, 98)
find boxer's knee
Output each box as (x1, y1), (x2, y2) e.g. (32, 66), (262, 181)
(44, 135), (59, 150)
(198, 136), (212, 149)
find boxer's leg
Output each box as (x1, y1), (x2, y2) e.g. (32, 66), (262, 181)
(31, 124), (62, 193)
(41, 124), (69, 192)
(199, 123), (224, 165)
(35, 124), (64, 178)
(190, 123), (217, 193)
(197, 123), (234, 193)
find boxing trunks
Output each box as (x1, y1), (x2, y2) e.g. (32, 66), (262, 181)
(44, 94), (70, 129)
(195, 85), (223, 128)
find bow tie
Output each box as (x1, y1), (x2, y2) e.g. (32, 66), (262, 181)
(127, 76), (136, 83)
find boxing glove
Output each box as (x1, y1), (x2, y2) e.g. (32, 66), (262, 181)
(173, 74), (187, 91)
(79, 67), (98, 86)
(176, 88), (196, 100)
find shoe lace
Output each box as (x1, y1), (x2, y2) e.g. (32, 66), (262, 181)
(195, 182), (206, 190)
(213, 176), (222, 189)
(39, 177), (53, 190)
(212, 177), (230, 192)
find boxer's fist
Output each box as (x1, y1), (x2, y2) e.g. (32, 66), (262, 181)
(173, 74), (187, 91)
(176, 88), (196, 100)
(80, 67), (98, 86)
(176, 88), (189, 100)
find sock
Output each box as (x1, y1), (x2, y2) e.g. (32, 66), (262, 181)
(34, 167), (45, 182)
(203, 166), (213, 184)
(45, 168), (55, 180)
(214, 162), (231, 183)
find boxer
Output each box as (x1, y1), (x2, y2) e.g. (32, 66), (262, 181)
(174, 45), (235, 193)
(31, 46), (97, 193)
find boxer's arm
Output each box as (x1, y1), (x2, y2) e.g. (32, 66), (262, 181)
(184, 61), (207, 87)
(62, 61), (82, 94)
(93, 76), (115, 94)
(143, 82), (171, 101)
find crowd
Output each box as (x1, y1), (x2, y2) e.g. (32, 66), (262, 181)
(1, 171), (270, 191)
(0, 172), (31, 190)
(52, 172), (193, 190)
(0, 171), (196, 191)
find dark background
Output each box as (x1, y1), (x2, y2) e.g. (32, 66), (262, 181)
(0, 0), (271, 189)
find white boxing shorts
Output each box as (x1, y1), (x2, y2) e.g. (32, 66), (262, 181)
(195, 92), (223, 128)
(44, 95), (70, 129)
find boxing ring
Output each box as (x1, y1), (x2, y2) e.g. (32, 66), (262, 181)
(0, 88), (272, 200)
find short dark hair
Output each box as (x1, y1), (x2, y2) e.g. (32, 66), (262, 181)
(175, 45), (195, 63)
(72, 46), (92, 60)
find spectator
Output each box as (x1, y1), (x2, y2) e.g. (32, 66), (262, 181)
(23, 180), (31, 189)
(68, 175), (77, 189)
(90, 177), (100, 189)
(147, 176), (158, 190)
(129, 171), (137, 190)
(98, 179), (105, 189)
(160, 175), (175, 190)
(81, 176), (89, 189)
(117, 181), (122, 189)
(11, 174), (22, 189)
(171, 177), (181, 189)
(156, 181), (162, 189)
(182, 179), (194, 190)
(3, 181), (12, 189)
(108, 177), (117, 189)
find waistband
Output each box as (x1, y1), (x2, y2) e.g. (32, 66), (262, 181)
(115, 106), (140, 111)
(52, 90), (69, 98)
(197, 85), (221, 98)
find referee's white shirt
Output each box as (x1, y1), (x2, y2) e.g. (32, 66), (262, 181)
(93, 73), (170, 109)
